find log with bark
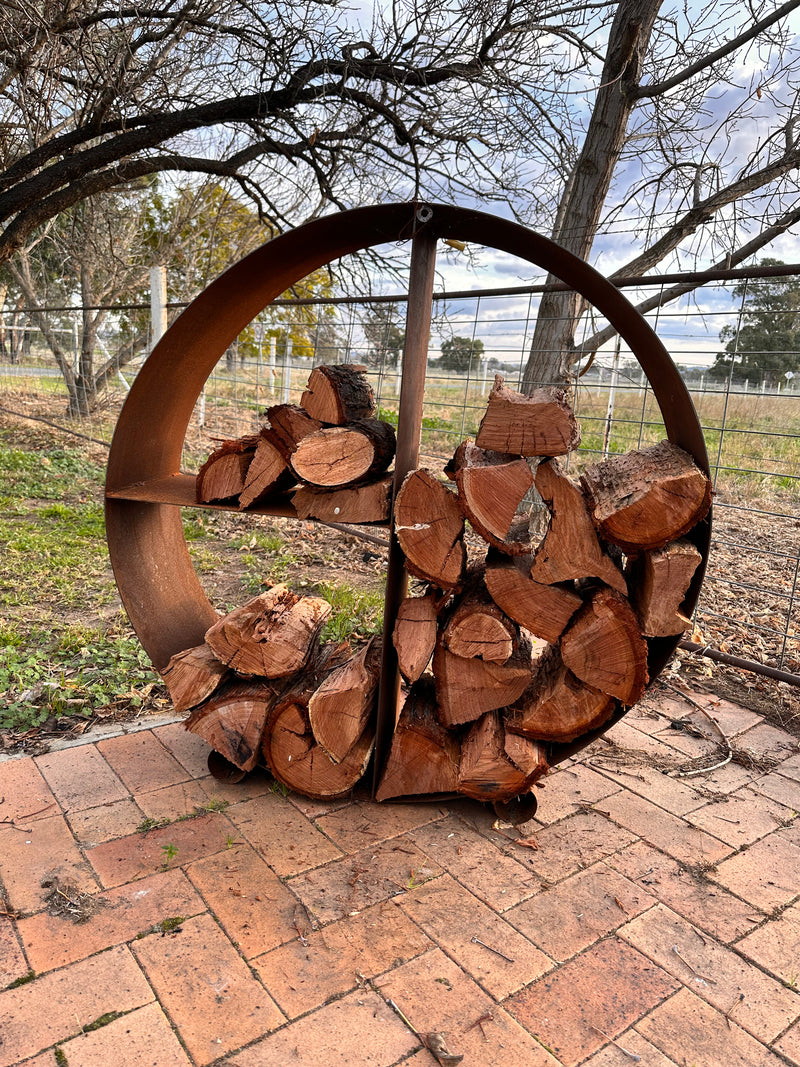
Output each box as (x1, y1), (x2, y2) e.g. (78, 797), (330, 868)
(458, 711), (548, 802)
(627, 539), (703, 637)
(394, 469), (466, 590)
(393, 591), (440, 683)
(580, 439), (712, 552)
(292, 474), (392, 523)
(529, 458), (627, 594)
(162, 643), (230, 713)
(433, 634), (534, 727)
(290, 418), (396, 487)
(505, 645), (616, 742)
(185, 678), (277, 772)
(300, 363), (375, 424)
(238, 428), (295, 509)
(376, 680), (461, 801)
(205, 584), (331, 679)
(262, 645), (374, 799)
(560, 587), (648, 705)
(484, 552), (582, 644)
(196, 434), (259, 503)
(307, 638), (382, 763)
(266, 403), (323, 452)
(476, 375), (581, 456)
(447, 441), (536, 554)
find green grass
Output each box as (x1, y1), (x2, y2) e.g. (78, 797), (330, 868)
(316, 579), (385, 643)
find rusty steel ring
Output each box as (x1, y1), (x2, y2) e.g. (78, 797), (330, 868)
(105, 201), (710, 758)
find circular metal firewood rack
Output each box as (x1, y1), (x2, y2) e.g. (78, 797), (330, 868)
(105, 202), (711, 783)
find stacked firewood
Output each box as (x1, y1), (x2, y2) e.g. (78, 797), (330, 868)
(163, 365), (712, 808)
(377, 375), (711, 803)
(196, 363), (396, 524)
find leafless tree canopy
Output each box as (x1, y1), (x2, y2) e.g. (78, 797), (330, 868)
(1, 1), (799, 389)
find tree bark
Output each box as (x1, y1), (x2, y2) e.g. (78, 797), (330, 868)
(580, 440), (712, 552)
(300, 364), (376, 424)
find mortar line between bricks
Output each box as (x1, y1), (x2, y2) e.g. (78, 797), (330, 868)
(126, 934), (201, 1067)
(616, 903), (800, 1044)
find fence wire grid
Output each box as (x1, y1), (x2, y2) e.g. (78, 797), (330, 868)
(1, 263), (798, 686)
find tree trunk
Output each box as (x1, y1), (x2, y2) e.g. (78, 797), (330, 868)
(627, 539), (703, 636)
(196, 435), (259, 503)
(392, 591), (440, 683)
(506, 645), (616, 742)
(161, 643), (229, 712)
(521, 0), (662, 390)
(458, 711), (548, 802)
(484, 552), (583, 643)
(185, 678), (277, 772)
(560, 587), (648, 705)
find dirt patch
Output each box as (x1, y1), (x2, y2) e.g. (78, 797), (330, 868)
(40, 877), (107, 923)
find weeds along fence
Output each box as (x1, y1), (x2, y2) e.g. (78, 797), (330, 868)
(0, 263), (798, 685)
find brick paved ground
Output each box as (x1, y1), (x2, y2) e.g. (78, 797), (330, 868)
(1, 687), (799, 1067)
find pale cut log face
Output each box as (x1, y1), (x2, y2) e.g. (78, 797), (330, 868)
(178, 360), (709, 810)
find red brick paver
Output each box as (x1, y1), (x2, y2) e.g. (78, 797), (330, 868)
(1, 685), (798, 1067)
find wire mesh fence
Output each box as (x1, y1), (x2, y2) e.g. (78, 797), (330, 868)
(1, 265), (798, 683)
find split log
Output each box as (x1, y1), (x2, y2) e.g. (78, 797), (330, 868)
(266, 403), (323, 452)
(627, 539), (703, 637)
(447, 441), (535, 554)
(485, 553), (582, 644)
(300, 363), (375, 424)
(476, 375), (581, 456)
(185, 678), (276, 772)
(290, 419), (396, 487)
(262, 649), (373, 798)
(376, 680), (461, 801)
(205, 584), (331, 679)
(560, 587), (648, 705)
(196, 435), (258, 503)
(433, 635), (533, 726)
(393, 591), (440, 683)
(529, 458), (627, 595)
(239, 429), (295, 509)
(308, 638), (381, 763)
(161, 643), (229, 713)
(580, 439), (712, 552)
(458, 711), (548, 802)
(505, 645), (616, 742)
(394, 469), (466, 590)
(292, 475), (392, 523)
(442, 577), (516, 663)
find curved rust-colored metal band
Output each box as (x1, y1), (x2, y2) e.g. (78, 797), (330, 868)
(106, 201), (710, 673)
